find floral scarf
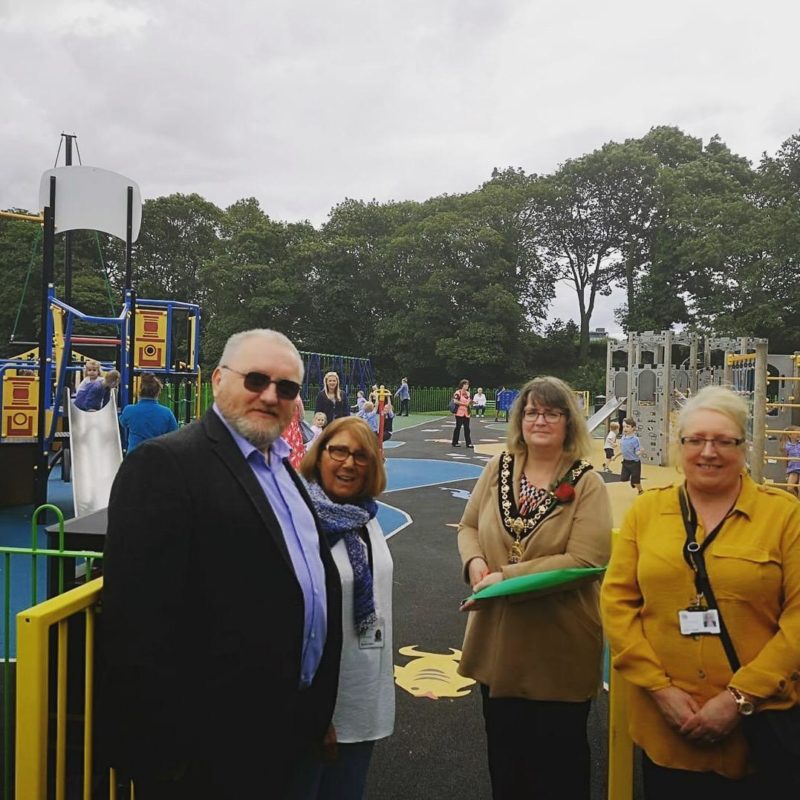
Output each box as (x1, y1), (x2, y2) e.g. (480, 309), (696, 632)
(304, 480), (379, 634)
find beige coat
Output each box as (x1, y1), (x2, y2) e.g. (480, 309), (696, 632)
(457, 452), (612, 700)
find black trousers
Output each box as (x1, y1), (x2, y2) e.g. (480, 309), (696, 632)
(641, 751), (761, 800)
(480, 685), (591, 800)
(452, 415), (472, 446)
(399, 398), (409, 415)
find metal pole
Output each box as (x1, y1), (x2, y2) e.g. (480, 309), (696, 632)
(35, 179), (57, 512)
(751, 341), (768, 484)
(123, 186), (135, 409)
(63, 134), (75, 305)
(660, 330), (672, 466)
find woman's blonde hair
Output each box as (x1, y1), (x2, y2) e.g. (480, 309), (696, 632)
(668, 384), (748, 466)
(323, 371), (341, 402)
(299, 416), (386, 498)
(506, 376), (592, 468)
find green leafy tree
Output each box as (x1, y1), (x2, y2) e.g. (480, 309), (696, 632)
(133, 193), (223, 304)
(528, 149), (628, 362)
(200, 199), (317, 367)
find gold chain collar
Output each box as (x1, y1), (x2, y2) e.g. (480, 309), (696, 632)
(498, 452), (592, 563)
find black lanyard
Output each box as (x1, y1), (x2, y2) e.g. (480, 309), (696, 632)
(677, 485), (743, 668)
(678, 486), (736, 599)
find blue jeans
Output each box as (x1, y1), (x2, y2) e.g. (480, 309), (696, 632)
(284, 740), (376, 800)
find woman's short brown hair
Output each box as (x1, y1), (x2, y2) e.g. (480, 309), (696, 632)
(506, 376), (593, 464)
(299, 416), (387, 498)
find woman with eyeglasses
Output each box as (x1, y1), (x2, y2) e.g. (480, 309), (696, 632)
(601, 385), (800, 798)
(289, 417), (394, 800)
(456, 376), (612, 800)
(315, 371), (351, 424)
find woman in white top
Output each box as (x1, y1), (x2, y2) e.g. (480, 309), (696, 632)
(297, 417), (395, 800)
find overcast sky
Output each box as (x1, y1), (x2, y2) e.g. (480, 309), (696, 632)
(3, 0), (799, 337)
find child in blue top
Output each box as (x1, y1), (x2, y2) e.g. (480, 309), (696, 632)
(357, 401), (380, 434)
(619, 417), (645, 495)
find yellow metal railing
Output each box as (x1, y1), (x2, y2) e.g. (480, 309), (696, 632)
(16, 578), (103, 800)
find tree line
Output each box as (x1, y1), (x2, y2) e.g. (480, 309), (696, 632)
(2, 125), (799, 392)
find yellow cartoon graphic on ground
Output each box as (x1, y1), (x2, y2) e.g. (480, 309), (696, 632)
(394, 646), (476, 699)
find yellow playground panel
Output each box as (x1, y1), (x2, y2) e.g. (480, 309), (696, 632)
(2, 373), (39, 438)
(134, 307), (168, 369)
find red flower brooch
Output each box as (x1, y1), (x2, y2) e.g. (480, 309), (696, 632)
(553, 482), (576, 503)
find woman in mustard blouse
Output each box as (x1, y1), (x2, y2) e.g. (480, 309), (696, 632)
(601, 385), (800, 798)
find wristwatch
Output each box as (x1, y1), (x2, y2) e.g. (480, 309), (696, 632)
(727, 686), (756, 716)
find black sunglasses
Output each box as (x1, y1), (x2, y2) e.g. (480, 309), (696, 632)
(221, 366), (301, 399)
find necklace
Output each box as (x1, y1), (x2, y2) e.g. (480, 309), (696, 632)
(497, 452), (592, 563)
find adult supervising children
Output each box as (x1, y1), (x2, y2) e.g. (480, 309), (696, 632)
(316, 372), (351, 424)
(394, 378), (410, 416)
(118, 373), (179, 453)
(451, 379), (473, 448)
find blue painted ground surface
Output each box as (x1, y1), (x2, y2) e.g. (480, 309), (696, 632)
(376, 458), (482, 538)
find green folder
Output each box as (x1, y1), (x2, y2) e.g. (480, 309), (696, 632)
(467, 566), (607, 603)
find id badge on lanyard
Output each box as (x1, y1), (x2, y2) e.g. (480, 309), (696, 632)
(677, 488), (733, 637)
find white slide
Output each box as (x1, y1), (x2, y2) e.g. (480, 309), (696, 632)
(586, 396), (626, 434)
(67, 392), (123, 517)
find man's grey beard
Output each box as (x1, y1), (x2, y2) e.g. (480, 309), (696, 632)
(230, 417), (280, 452)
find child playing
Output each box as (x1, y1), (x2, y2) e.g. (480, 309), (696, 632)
(782, 425), (800, 496)
(381, 397), (395, 440)
(75, 369), (120, 411)
(603, 421), (620, 473)
(358, 401), (380, 434)
(77, 359), (102, 390)
(354, 390), (367, 413)
(310, 412), (327, 440)
(619, 417), (645, 495)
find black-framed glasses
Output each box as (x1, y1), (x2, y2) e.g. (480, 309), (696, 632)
(220, 366), (300, 399)
(523, 409), (566, 424)
(324, 445), (370, 466)
(680, 436), (744, 451)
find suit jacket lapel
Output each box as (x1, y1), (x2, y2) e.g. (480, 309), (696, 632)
(201, 410), (295, 567)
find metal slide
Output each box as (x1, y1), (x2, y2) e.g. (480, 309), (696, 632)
(585, 396), (626, 434)
(67, 392), (123, 517)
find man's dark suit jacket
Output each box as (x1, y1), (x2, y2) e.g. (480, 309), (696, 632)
(98, 409), (342, 796)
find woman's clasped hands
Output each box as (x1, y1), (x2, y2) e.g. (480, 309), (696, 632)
(651, 685), (740, 745)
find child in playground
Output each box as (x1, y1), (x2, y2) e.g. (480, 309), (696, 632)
(603, 421), (620, 473)
(381, 396), (395, 440)
(75, 369), (120, 411)
(310, 412), (328, 440)
(358, 400), (380, 434)
(781, 425), (800, 496)
(77, 359), (101, 390)
(619, 417), (645, 495)
(354, 390), (367, 413)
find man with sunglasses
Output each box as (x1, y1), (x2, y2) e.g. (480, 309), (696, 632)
(100, 329), (343, 800)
